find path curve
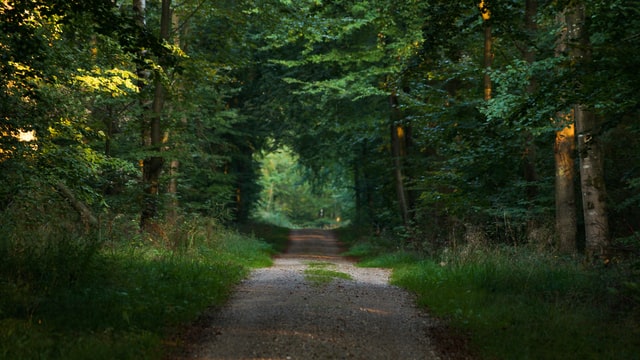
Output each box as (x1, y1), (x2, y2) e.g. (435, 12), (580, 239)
(172, 229), (443, 359)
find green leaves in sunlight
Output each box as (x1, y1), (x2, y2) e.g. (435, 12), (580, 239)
(73, 67), (138, 97)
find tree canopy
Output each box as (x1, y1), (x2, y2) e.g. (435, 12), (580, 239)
(2, 0), (640, 256)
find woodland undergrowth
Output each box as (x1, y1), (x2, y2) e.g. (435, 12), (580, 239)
(338, 226), (640, 359)
(0, 201), (283, 360)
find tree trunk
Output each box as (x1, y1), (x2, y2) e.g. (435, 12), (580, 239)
(575, 106), (609, 258)
(552, 10), (578, 252)
(140, 0), (171, 229)
(141, 78), (166, 228)
(55, 182), (99, 229)
(390, 92), (410, 226)
(566, 3), (610, 259)
(523, 0), (538, 199)
(522, 0), (540, 240)
(479, 1), (492, 101)
(555, 117), (577, 253)
(165, 10), (183, 222)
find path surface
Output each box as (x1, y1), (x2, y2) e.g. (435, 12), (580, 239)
(172, 229), (448, 359)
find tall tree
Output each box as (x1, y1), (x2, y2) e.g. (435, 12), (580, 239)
(554, 9), (577, 253)
(555, 113), (577, 252)
(566, 2), (610, 258)
(389, 91), (410, 226)
(479, 0), (492, 101)
(522, 0), (539, 205)
(138, 0), (171, 229)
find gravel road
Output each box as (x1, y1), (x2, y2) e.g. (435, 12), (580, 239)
(171, 229), (467, 360)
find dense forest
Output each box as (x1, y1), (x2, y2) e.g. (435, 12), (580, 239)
(1, 0), (640, 358)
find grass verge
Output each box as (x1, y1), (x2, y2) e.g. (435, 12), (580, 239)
(236, 221), (290, 254)
(338, 228), (640, 359)
(0, 219), (287, 360)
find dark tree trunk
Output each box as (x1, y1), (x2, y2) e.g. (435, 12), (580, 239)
(139, 0), (171, 229)
(523, 0), (539, 202)
(479, 1), (492, 101)
(390, 92), (410, 226)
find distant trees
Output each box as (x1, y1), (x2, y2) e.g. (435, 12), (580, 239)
(252, 0), (640, 257)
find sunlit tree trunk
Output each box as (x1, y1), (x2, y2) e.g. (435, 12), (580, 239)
(553, 11), (577, 253)
(390, 92), (409, 226)
(566, 3), (610, 258)
(555, 114), (577, 253)
(479, 1), (492, 101)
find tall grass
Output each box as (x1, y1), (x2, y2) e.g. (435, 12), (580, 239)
(337, 226), (639, 358)
(0, 211), (282, 359)
(392, 246), (640, 359)
(236, 221), (290, 253)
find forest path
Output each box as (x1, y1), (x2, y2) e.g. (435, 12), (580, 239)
(170, 229), (457, 360)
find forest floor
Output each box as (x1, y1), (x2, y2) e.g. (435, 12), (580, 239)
(166, 229), (474, 360)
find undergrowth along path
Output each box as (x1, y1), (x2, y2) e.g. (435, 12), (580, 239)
(173, 229), (442, 360)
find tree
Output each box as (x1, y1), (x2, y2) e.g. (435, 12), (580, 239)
(554, 113), (577, 253)
(566, 2), (610, 258)
(554, 9), (577, 253)
(136, 0), (172, 229)
(479, 0), (492, 101)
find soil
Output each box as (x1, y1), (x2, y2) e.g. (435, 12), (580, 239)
(166, 229), (475, 360)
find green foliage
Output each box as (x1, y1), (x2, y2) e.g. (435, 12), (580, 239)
(336, 225), (418, 266)
(3, 0), (640, 356)
(253, 146), (352, 228)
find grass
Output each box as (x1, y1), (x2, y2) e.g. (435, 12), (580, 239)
(397, 250), (640, 359)
(0, 217), (288, 360)
(337, 227), (640, 359)
(236, 221), (290, 253)
(304, 261), (352, 285)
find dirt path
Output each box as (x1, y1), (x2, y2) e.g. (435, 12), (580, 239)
(170, 229), (465, 359)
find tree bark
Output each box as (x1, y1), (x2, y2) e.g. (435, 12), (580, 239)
(552, 10), (578, 252)
(575, 106), (609, 258)
(554, 117), (577, 253)
(479, 1), (492, 101)
(390, 92), (410, 226)
(522, 0), (540, 240)
(165, 10), (182, 221)
(566, 3), (610, 258)
(140, 0), (171, 229)
(483, 25), (492, 101)
(55, 182), (98, 229)
(523, 0), (538, 198)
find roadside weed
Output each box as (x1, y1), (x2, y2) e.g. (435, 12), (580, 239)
(304, 262), (352, 286)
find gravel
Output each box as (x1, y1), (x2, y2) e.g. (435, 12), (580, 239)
(170, 229), (459, 360)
